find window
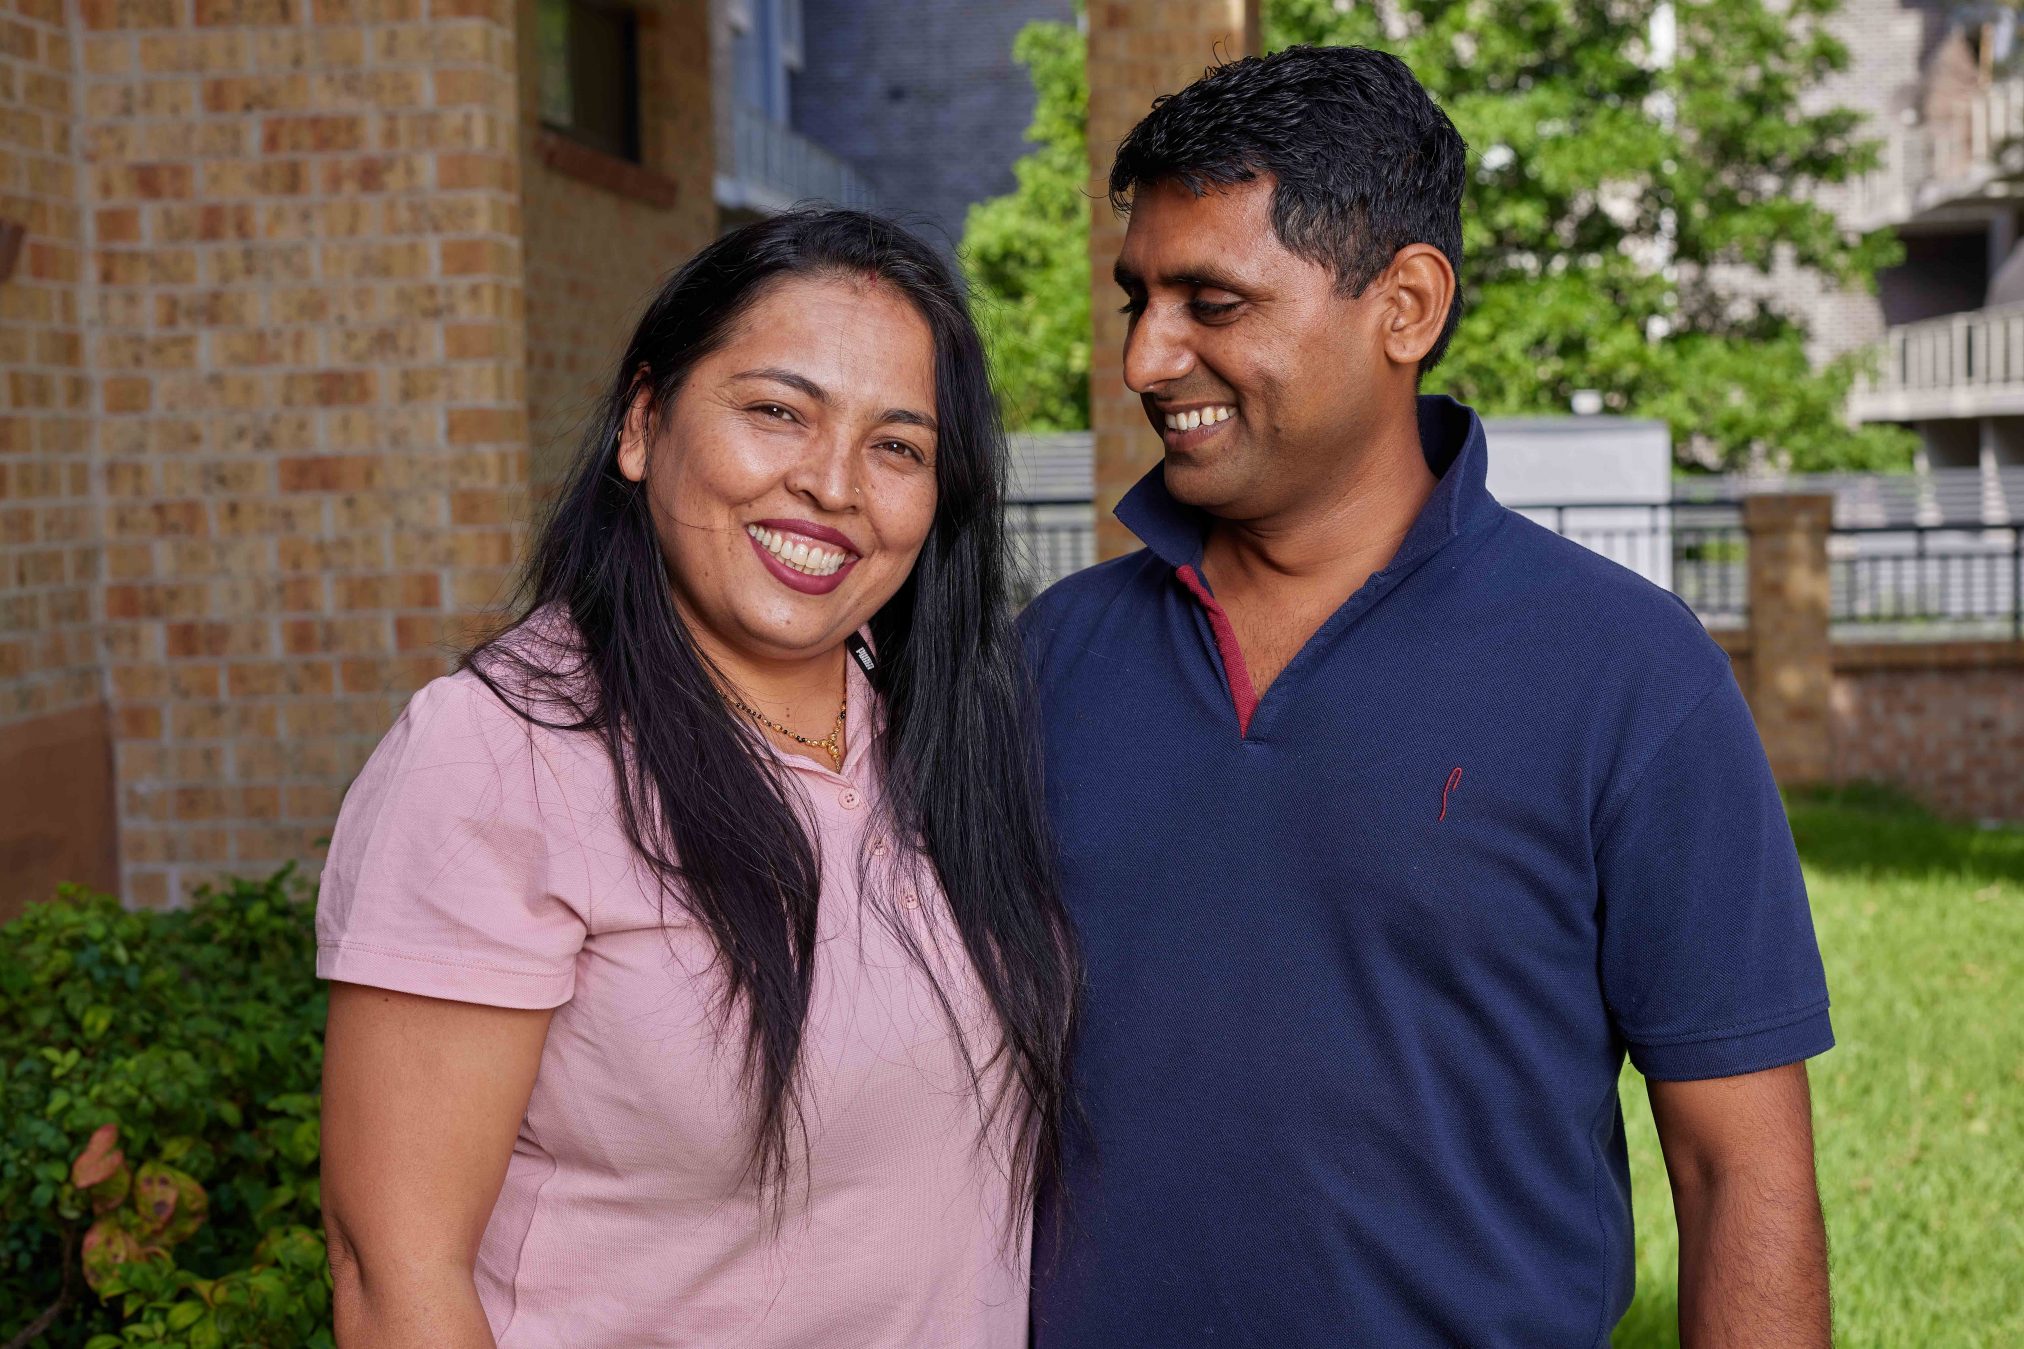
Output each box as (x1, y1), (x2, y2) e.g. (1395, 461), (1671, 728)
(536, 0), (642, 164)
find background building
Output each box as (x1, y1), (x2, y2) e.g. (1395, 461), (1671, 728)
(1797, 0), (2024, 503)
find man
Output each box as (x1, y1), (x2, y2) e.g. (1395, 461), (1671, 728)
(1021, 46), (1834, 1347)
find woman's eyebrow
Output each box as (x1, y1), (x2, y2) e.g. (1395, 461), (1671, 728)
(731, 367), (829, 403)
(880, 407), (937, 433)
(734, 366), (933, 433)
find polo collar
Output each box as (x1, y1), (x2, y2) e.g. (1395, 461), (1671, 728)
(1113, 394), (1500, 572)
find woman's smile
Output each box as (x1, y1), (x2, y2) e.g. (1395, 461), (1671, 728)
(744, 519), (863, 594)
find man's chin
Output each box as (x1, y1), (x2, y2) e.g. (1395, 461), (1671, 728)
(1161, 454), (1250, 519)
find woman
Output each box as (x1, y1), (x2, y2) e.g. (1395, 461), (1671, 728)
(316, 210), (1078, 1348)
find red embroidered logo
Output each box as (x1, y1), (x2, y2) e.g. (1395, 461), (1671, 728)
(1439, 767), (1464, 822)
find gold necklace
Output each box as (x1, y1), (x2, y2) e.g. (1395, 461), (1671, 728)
(727, 686), (848, 771)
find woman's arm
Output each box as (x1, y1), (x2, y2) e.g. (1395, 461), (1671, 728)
(321, 982), (554, 1348)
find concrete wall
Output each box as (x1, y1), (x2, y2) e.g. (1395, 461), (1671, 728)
(789, 0), (1070, 256)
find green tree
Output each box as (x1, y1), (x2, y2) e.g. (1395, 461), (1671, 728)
(966, 0), (1917, 470)
(961, 18), (1090, 434)
(1268, 0), (1915, 471)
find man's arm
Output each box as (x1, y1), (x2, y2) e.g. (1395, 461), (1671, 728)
(1647, 1062), (1830, 1349)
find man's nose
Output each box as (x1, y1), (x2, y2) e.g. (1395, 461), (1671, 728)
(1121, 306), (1195, 394)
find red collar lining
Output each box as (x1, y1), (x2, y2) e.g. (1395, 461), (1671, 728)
(1175, 564), (1259, 737)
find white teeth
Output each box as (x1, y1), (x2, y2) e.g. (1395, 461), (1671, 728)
(745, 525), (852, 577)
(1163, 405), (1235, 431)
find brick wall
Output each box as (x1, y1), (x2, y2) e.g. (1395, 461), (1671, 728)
(0, 0), (722, 915)
(1830, 642), (2024, 823)
(2, 0), (96, 727)
(521, 0), (713, 487)
(1711, 504), (2021, 825)
(1087, 0), (1255, 560)
(76, 0), (531, 906)
(1, 0), (118, 918)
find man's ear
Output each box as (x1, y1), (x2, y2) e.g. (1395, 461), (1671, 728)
(616, 378), (654, 484)
(1379, 244), (1456, 370)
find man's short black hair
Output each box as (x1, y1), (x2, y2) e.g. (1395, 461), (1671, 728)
(1109, 45), (1467, 371)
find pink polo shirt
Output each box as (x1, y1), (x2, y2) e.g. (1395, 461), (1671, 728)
(316, 626), (1029, 1348)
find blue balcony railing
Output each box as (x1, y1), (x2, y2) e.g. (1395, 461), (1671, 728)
(717, 104), (878, 214)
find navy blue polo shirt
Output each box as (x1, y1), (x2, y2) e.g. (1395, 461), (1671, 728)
(1021, 396), (1832, 1347)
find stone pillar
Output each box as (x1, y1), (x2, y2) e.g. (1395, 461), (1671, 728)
(1742, 494), (1836, 785)
(1087, 0), (1258, 560)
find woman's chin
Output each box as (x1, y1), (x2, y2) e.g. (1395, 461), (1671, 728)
(717, 600), (867, 664)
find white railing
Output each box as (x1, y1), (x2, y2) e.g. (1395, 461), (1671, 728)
(716, 104), (878, 214)
(1851, 303), (2024, 422)
(1846, 74), (2024, 229)
(1943, 76), (2024, 186)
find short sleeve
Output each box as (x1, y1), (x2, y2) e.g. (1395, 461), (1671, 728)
(316, 675), (586, 1009)
(1596, 673), (1833, 1081)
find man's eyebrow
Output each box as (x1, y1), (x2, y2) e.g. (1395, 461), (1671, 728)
(1111, 262), (1250, 294)
(731, 367), (829, 402)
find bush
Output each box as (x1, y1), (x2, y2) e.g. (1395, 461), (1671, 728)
(0, 870), (332, 1348)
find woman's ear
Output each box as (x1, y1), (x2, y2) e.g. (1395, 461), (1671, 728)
(616, 378), (654, 483)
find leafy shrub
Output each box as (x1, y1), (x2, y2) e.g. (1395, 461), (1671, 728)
(0, 870), (331, 1348)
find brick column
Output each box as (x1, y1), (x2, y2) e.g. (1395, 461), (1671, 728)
(1742, 494), (1835, 785)
(1087, 0), (1256, 560)
(1, 0), (121, 915)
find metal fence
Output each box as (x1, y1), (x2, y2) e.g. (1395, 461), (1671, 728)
(1007, 498), (1098, 606)
(1003, 497), (2024, 641)
(1830, 523), (2024, 641)
(1505, 501), (1750, 629)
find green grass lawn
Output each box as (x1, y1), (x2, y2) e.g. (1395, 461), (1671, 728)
(1612, 785), (2024, 1347)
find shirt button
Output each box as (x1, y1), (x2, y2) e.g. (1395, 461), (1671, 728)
(838, 788), (862, 810)
(869, 836), (889, 856)
(901, 891), (920, 910)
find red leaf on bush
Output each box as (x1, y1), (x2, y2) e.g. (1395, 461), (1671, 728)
(80, 1218), (145, 1292)
(132, 1162), (208, 1246)
(89, 1160), (131, 1214)
(70, 1123), (123, 1189)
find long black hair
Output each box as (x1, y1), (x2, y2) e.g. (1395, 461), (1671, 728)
(464, 208), (1078, 1214)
